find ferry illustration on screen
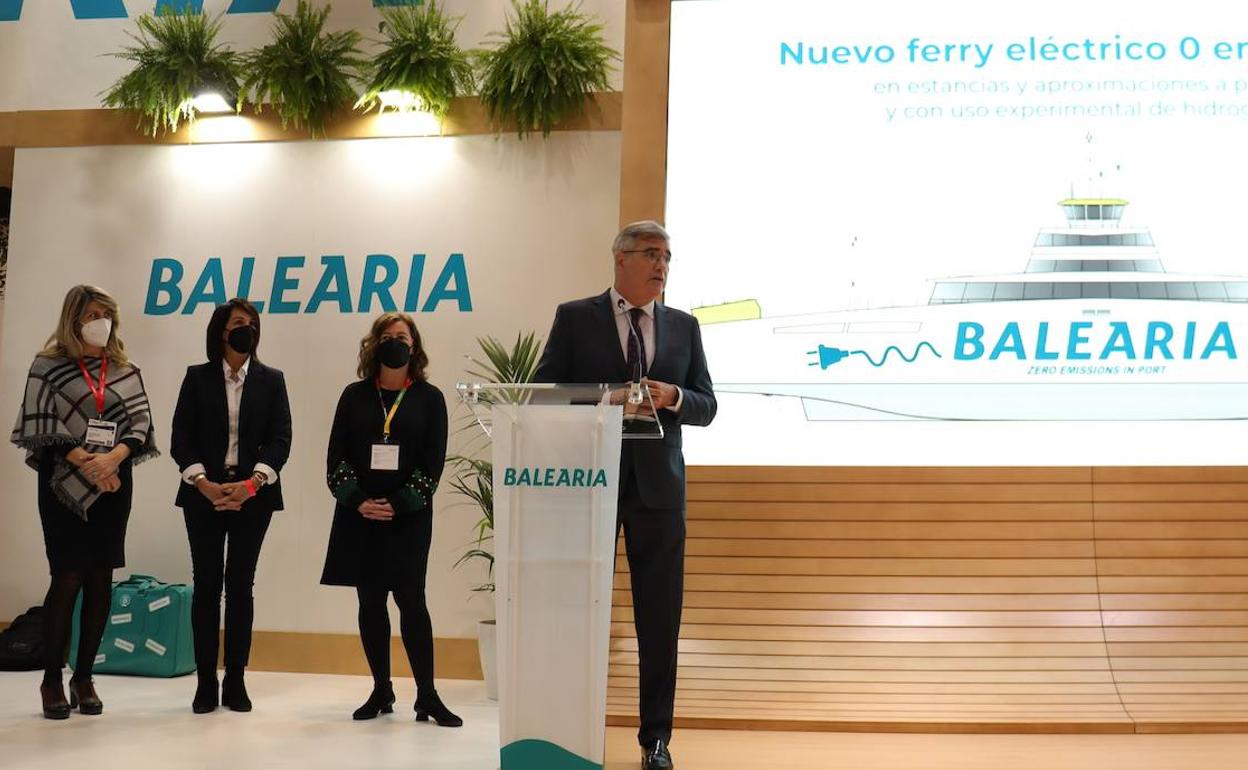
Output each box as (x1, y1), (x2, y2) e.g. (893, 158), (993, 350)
(694, 196), (1248, 421)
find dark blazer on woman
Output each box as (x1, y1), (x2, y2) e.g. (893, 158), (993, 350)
(170, 359), (293, 511)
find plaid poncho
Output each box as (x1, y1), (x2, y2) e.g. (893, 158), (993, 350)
(10, 355), (159, 519)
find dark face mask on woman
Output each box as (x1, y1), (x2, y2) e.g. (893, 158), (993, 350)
(226, 325), (257, 355)
(378, 339), (412, 370)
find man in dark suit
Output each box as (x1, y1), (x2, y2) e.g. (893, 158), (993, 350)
(535, 221), (716, 770)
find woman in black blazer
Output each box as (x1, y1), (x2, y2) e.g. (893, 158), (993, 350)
(170, 298), (292, 714)
(321, 311), (460, 726)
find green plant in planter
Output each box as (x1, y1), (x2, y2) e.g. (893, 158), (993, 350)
(240, 0), (367, 138)
(101, 10), (242, 138)
(356, 0), (476, 119)
(448, 332), (544, 595)
(476, 0), (619, 138)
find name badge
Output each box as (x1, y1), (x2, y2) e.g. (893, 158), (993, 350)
(371, 444), (400, 471)
(86, 419), (118, 448)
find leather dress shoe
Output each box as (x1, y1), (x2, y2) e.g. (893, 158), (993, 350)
(642, 739), (674, 770)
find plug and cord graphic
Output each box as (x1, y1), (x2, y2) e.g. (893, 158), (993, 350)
(808, 341), (942, 369)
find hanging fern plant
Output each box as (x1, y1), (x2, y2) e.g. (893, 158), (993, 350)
(240, 0), (367, 138)
(476, 0), (619, 139)
(357, 0), (475, 119)
(101, 10), (242, 138)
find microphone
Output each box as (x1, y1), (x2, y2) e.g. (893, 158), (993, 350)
(618, 298), (645, 405)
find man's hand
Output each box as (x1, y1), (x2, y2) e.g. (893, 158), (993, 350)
(643, 379), (680, 410)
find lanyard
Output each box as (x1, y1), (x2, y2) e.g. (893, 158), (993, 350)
(376, 379), (412, 442)
(78, 356), (109, 417)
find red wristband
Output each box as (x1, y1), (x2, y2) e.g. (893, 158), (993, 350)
(244, 479), (257, 497)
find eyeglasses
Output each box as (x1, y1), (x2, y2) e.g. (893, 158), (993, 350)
(620, 248), (673, 266)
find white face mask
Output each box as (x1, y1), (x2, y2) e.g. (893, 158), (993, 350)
(81, 318), (113, 348)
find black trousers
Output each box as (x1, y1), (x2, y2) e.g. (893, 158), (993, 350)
(183, 498), (273, 673)
(617, 469), (686, 749)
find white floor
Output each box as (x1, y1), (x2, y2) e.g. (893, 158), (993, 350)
(4, 671), (1248, 769)
(0, 671), (500, 770)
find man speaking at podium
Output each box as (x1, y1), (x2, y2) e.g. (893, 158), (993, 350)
(534, 220), (716, 770)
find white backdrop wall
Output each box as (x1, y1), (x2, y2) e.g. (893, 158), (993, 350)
(0, 131), (622, 637)
(0, 0), (625, 112)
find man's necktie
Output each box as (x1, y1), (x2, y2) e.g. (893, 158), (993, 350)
(624, 307), (647, 380)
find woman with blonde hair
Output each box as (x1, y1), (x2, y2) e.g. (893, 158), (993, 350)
(10, 285), (158, 719)
(320, 312), (460, 726)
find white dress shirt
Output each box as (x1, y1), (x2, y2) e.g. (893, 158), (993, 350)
(610, 288), (683, 412)
(181, 358), (279, 485)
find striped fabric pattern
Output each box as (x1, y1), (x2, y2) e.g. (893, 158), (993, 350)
(10, 355), (158, 519)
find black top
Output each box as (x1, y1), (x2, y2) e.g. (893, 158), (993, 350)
(169, 359), (293, 512)
(320, 379), (447, 588)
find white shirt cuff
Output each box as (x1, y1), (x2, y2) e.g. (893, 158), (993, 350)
(182, 463), (207, 485)
(253, 463), (279, 485)
(666, 386), (684, 413)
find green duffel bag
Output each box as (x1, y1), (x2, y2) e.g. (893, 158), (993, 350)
(69, 574), (195, 678)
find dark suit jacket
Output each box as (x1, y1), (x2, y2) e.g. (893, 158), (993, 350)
(170, 359), (293, 511)
(534, 290), (716, 509)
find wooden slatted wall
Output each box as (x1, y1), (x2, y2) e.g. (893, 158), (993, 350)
(1096, 467), (1248, 731)
(605, 467), (1248, 732)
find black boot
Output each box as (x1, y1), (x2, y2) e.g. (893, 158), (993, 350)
(221, 668), (252, 713)
(192, 672), (219, 714)
(414, 689), (462, 727)
(353, 681), (396, 720)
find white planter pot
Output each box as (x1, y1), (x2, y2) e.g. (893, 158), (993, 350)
(478, 619), (498, 702)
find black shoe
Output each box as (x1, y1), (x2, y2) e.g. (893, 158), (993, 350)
(40, 681), (71, 720)
(221, 670), (252, 713)
(67, 677), (103, 716)
(192, 675), (219, 714)
(353, 681), (395, 720)
(642, 739), (674, 770)
(414, 690), (462, 727)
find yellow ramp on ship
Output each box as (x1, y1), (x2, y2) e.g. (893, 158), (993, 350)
(691, 299), (762, 325)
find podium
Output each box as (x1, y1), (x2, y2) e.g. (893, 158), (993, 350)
(457, 383), (659, 770)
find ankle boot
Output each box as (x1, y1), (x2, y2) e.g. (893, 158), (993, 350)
(192, 673), (219, 714)
(221, 668), (252, 713)
(67, 677), (103, 715)
(414, 689), (462, 727)
(352, 681), (396, 720)
(40, 680), (71, 720)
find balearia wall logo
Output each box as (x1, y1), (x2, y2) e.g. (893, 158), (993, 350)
(502, 467), (610, 488)
(144, 253), (472, 315)
(0, 0), (418, 22)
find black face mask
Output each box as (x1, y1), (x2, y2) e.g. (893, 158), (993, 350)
(378, 338), (412, 370)
(226, 325), (256, 355)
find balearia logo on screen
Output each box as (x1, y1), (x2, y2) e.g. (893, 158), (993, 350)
(502, 467), (609, 488)
(144, 253), (472, 315)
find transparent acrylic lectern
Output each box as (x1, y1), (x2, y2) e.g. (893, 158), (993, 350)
(456, 382), (660, 770)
